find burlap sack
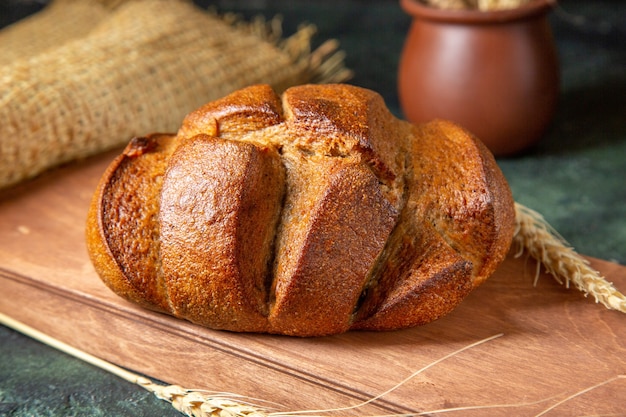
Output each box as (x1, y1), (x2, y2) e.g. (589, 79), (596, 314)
(0, 0), (351, 189)
(0, 0), (120, 66)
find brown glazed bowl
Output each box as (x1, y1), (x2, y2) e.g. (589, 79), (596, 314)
(398, 0), (559, 156)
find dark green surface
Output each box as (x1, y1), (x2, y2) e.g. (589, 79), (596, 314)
(0, 325), (178, 416)
(1, 1), (624, 416)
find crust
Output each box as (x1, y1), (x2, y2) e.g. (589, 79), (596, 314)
(269, 160), (398, 336)
(159, 135), (284, 332)
(86, 133), (176, 313)
(87, 84), (516, 336)
(410, 120), (516, 287)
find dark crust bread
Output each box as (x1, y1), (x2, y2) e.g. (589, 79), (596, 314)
(86, 84), (516, 337)
(409, 120), (516, 286)
(159, 135), (284, 332)
(268, 160), (398, 336)
(351, 207), (474, 331)
(86, 133), (175, 313)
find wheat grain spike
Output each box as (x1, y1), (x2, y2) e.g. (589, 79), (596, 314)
(513, 202), (626, 313)
(139, 381), (272, 417)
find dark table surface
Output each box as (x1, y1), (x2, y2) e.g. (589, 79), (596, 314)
(1, 1), (625, 416)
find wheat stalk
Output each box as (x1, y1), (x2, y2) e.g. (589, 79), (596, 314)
(0, 316), (531, 417)
(0, 310), (520, 416)
(139, 383), (273, 417)
(2, 312), (622, 416)
(0, 309), (501, 416)
(0, 312), (274, 417)
(513, 202), (626, 313)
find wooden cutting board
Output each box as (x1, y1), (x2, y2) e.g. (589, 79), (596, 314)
(1, 151), (625, 416)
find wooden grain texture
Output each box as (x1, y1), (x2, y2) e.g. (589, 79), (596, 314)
(1, 150), (625, 416)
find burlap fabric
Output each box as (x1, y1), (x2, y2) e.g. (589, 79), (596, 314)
(0, 0), (120, 66)
(0, 0), (351, 190)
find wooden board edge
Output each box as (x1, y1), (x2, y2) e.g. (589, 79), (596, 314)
(0, 266), (416, 415)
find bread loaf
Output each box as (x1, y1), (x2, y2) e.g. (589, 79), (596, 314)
(86, 84), (516, 336)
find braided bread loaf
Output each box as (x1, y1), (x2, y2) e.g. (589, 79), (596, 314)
(86, 84), (515, 336)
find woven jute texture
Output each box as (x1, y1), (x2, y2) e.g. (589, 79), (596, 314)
(0, 0), (123, 66)
(0, 0), (351, 190)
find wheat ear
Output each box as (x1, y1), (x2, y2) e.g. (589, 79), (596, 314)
(513, 202), (626, 313)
